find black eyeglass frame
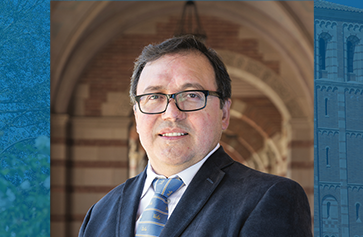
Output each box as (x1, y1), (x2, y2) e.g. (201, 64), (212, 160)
(134, 90), (221, 114)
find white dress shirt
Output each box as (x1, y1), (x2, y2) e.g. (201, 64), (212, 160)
(135, 143), (220, 229)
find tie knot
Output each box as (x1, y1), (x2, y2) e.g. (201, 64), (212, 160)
(153, 177), (184, 198)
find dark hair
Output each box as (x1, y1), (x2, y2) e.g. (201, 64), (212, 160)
(130, 35), (231, 108)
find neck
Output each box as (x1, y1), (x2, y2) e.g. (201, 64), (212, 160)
(150, 162), (187, 178)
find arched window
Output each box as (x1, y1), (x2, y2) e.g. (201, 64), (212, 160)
(356, 203), (361, 221)
(346, 35), (360, 80)
(318, 33), (332, 78)
(325, 98), (328, 117)
(322, 196), (339, 236)
(319, 37), (327, 71)
(327, 202), (331, 218)
(326, 147), (330, 166)
(347, 40), (354, 73)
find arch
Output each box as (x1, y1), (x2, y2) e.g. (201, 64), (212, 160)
(52, 1), (313, 116)
(322, 195), (340, 236)
(219, 50), (305, 121)
(318, 32), (332, 73)
(220, 140), (246, 165)
(346, 35), (360, 76)
(322, 195), (338, 220)
(222, 116), (282, 174)
(50, 3), (314, 234)
(218, 50), (313, 175)
(51, 1), (314, 181)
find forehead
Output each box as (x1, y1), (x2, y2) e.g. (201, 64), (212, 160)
(137, 52), (216, 94)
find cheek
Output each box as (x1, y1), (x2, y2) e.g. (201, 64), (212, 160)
(142, 120), (154, 135)
(205, 111), (223, 136)
(193, 113), (218, 137)
(137, 119), (156, 150)
(136, 114), (154, 137)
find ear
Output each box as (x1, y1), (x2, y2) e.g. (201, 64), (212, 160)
(133, 105), (140, 134)
(221, 99), (231, 131)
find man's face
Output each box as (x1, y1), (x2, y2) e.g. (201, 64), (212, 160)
(134, 52), (231, 176)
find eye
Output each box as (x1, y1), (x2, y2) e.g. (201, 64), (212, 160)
(186, 92), (203, 100)
(148, 94), (160, 100)
(144, 94), (166, 102)
(187, 93), (197, 98)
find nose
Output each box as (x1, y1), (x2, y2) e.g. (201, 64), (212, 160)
(161, 98), (186, 121)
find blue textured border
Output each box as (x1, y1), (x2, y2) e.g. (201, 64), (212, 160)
(326, 0), (363, 8)
(51, 0), (308, 1)
(314, 0), (363, 236)
(0, 0), (50, 236)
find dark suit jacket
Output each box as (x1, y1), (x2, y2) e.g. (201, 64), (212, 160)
(79, 147), (312, 237)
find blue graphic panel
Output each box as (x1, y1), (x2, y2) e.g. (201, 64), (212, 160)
(325, 0), (363, 9)
(0, 0), (50, 236)
(314, 0), (363, 236)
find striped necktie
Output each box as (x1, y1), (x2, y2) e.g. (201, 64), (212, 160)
(136, 177), (184, 237)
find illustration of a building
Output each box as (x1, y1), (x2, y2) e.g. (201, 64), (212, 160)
(315, 1), (363, 236)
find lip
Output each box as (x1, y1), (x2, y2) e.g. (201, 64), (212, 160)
(158, 129), (189, 138)
(160, 132), (188, 137)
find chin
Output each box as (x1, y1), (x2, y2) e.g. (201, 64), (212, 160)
(159, 149), (192, 161)
(161, 150), (190, 160)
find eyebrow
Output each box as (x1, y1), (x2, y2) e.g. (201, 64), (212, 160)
(143, 83), (205, 93)
(180, 83), (205, 90)
(143, 85), (164, 93)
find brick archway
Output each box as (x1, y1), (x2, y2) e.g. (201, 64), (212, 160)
(51, 2), (314, 236)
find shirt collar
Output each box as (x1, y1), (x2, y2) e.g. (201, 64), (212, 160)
(140, 143), (220, 199)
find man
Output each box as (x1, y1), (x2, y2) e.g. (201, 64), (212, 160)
(79, 35), (312, 237)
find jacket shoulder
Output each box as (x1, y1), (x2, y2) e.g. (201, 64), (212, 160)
(78, 172), (145, 237)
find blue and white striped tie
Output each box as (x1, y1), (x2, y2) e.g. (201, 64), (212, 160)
(136, 177), (184, 237)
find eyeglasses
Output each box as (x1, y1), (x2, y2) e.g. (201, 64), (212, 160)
(135, 90), (221, 114)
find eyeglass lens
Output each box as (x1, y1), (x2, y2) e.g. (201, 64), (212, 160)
(139, 91), (206, 113)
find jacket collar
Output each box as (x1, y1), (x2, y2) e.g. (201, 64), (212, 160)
(117, 170), (146, 237)
(160, 146), (233, 237)
(117, 146), (233, 237)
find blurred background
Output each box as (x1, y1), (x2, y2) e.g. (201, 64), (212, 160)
(51, 1), (313, 236)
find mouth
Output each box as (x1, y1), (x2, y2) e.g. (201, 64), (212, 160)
(159, 132), (188, 137)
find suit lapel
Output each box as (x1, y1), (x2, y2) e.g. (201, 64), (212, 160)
(160, 147), (233, 237)
(117, 169), (146, 237)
